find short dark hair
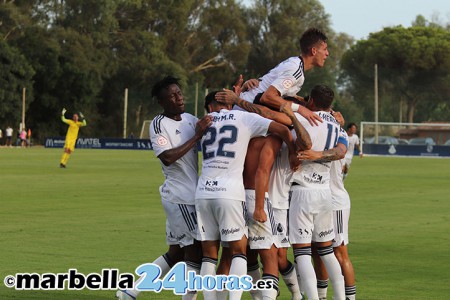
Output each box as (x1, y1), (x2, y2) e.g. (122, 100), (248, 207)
(347, 123), (357, 130)
(204, 91), (219, 113)
(310, 84), (334, 110)
(300, 28), (328, 55)
(151, 76), (181, 100)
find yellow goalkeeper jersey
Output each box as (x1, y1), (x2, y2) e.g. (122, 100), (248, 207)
(62, 116), (87, 143)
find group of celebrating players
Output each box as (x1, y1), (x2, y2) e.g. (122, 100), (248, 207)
(117, 27), (359, 300)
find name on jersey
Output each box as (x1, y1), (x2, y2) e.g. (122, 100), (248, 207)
(212, 114), (236, 122)
(318, 112), (340, 126)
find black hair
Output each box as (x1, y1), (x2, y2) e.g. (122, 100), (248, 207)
(347, 123), (357, 130)
(310, 84), (334, 110)
(204, 91), (219, 113)
(300, 28), (328, 55)
(151, 76), (181, 100)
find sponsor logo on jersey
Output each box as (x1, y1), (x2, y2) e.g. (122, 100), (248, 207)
(157, 136), (168, 146)
(221, 228), (240, 235)
(175, 129), (181, 134)
(249, 236), (265, 242)
(205, 180), (218, 186)
(318, 229), (334, 238)
(282, 79), (293, 89)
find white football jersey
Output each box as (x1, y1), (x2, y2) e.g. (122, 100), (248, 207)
(195, 109), (272, 202)
(330, 159), (351, 210)
(268, 142), (292, 209)
(150, 113), (199, 205)
(240, 56), (305, 103)
(291, 111), (343, 189)
(345, 134), (360, 160)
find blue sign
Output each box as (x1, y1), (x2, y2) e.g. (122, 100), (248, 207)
(362, 144), (450, 157)
(45, 137), (153, 150)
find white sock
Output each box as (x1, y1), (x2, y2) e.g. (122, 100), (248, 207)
(229, 254), (247, 300)
(261, 274), (279, 300)
(294, 247), (319, 300)
(200, 257), (218, 300)
(345, 285), (356, 300)
(127, 253), (173, 297)
(317, 247), (345, 300)
(317, 279), (328, 300)
(280, 261), (302, 300)
(217, 289), (228, 300)
(183, 261), (201, 300)
(248, 263), (263, 300)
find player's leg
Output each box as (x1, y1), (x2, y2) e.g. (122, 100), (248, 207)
(247, 247), (263, 300)
(289, 186), (319, 300)
(333, 209), (356, 299)
(313, 207), (345, 300)
(312, 244), (329, 300)
(274, 207), (303, 300)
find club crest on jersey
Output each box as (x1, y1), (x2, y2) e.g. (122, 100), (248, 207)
(282, 79), (294, 89)
(157, 136), (168, 146)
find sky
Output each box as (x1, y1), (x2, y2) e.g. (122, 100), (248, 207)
(319, 0), (449, 39)
(243, 0), (450, 40)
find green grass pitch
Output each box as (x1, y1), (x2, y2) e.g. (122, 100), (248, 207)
(1, 148), (449, 299)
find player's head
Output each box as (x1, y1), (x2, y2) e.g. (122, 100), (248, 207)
(73, 114), (79, 122)
(152, 76), (185, 116)
(347, 122), (357, 133)
(308, 84), (334, 111)
(204, 91), (219, 113)
(300, 28), (329, 67)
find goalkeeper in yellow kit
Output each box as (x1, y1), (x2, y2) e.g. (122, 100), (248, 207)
(60, 108), (87, 168)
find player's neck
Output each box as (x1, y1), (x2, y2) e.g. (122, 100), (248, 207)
(300, 55), (314, 71)
(163, 112), (182, 121)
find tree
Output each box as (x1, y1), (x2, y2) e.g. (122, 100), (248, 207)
(0, 40), (34, 126)
(340, 25), (450, 123)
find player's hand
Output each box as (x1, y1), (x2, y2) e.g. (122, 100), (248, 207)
(62, 108), (66, 116)
(331, 110), (345, 126)
(242, 78), (259, 92)
(280, 102), (295, 118)
(253, 208), (267, 223)
(298, 149), (322, 161)
(195, 115), (213, 139)
(79, 112), (84, 119)
(359, 152), (364, 158)
(298, 106), (322, 126)
(215, 89), (239, 106)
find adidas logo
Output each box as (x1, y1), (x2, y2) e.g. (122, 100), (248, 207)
(281, 238), (289, 243)
(175, 129), (181, 134)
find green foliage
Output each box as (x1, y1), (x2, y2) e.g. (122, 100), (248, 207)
(340, 25), (450, 123)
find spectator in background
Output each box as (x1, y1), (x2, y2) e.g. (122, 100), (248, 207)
(5, 126), (13, 147)
(20, 129), (27, 148)
(27, 128), (32, 147)
(0, 128), (2, 145)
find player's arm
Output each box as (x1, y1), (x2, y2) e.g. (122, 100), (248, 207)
(356, 142), (363, 157)
(61, 108), (70, 124)
(260, 86), (322, 126)
(280, 102), (312, 151)
(215, 89), (292, 126)
(298, 142), (347, 162)
(267, 121), (299, 171)
(79, 112), (87, 127)
(254, 136), (282, 223)
(157, 115), (212, 166)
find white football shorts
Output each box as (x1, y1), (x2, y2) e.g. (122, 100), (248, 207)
(288, 186), (335, 244)
(162, 200), (198, 248)
(332, 208), (350, 247)
(196, 198), (248, 242)
(246, 190), (276, 250)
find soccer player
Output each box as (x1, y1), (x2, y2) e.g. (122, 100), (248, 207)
(116, 76), (212, 300)
(298, 136), (357, 300)
(289, 85), (346, 300)
(196, 91), (297, 300)
(343, 123), (363, 179)
(238, 28), (329, 126)
(59, 109), (86, 168)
